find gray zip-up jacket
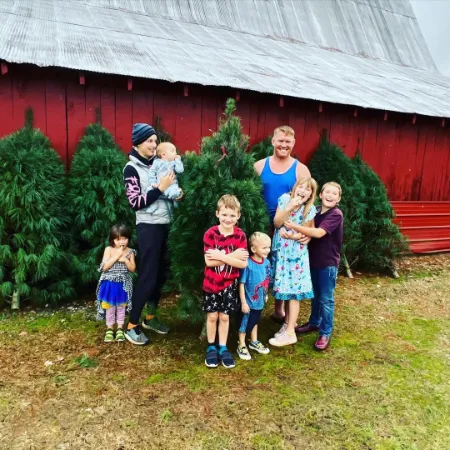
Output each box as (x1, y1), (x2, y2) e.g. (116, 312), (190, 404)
(123, 149), (173, 225)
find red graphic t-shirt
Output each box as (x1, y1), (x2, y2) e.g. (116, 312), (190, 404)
(203, 225), (248, 294)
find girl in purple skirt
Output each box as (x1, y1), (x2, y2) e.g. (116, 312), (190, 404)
(96, 224), (136, 343)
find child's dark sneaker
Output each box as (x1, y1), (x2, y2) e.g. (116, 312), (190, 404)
(124, 325), (149, 345)
(219, 349), (236, 368)
(248, 340), (270, 355)
(205, 346), (219, 368)
(115, 329), (125, 342)
(104, 329), (114, 343)
(237, 345), (251, 360)
(142, 317), (170, 334)
(314, 335), (331, 351)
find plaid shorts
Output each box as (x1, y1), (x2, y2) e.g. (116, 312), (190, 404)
(202, 280), (239, 315)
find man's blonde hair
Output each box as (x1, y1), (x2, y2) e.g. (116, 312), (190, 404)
(156, 142), (175, 158)
(217, 194), (241, 213)
(321, 181), (342, 197)
(249, 232), (271, 249)
(274, 125), (295, 137)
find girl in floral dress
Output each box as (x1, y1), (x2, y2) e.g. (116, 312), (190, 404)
(269, 177), (318, 347)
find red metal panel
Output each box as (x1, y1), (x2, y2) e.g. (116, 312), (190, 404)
(132, 89), (154, 127)
(175, 95), (202, 151)
(115, 89), (132, 151)
(418, 122), (438, 201)
(200, 95), (218, 143)
(430, 127), (450, 200)
(45, 79), (68, 164)
(12, 77), (47, 133)
(391, 201), (450, 253)
(100, 86), (116, 139)
(302, 109), (320, 164)
(66, 83), (86, 162)
(85, 84), (101, 125)
(154, 90), (177, 143)
(236, 99), (251, 138)
(0, 75), (14, 138)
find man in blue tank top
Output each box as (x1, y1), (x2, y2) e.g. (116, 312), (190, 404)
(254, 126), (310, 222)
(254, 125), (311, 322)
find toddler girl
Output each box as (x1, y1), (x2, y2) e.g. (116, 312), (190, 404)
(96, 224), (136, 342)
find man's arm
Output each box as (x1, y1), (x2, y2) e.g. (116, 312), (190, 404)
(296, 162), (311, 179)
(254, 158), (266, 176)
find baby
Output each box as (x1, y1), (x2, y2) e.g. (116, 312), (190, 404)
(147, 142), (184, 203)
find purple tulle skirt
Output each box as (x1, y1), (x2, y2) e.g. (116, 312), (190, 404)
(98, 280), (127, 307)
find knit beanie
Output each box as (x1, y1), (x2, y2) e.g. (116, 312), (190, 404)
(132, 123), (157, 146)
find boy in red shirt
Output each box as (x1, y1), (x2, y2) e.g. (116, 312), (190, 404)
(203, 195), (248, 368)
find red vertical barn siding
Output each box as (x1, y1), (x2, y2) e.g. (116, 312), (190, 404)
(0, 63), (449, 202)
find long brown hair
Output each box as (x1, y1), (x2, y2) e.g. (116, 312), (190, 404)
(290, 177), (318, 223)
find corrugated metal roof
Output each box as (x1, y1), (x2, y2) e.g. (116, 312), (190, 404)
(1, 0), (450, 118)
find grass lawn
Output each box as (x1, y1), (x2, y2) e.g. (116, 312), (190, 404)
(1, 254), (449, 450)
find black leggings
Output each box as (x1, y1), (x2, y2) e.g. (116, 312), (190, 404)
(237, 309), (263, 334)
(129, 223), (169, 325)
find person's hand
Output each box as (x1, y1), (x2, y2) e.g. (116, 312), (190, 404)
(151, 183), (160, 189)
(230, 248), (249, 261)
(175, 189), (184, 202)
(158, 171), (175, 192)
(241, 302), (250, 314)
(265, 295), (269, 303)
(280, 229), (292, 240)
(297, 234), (311, 245)
(205, 248), (226, 261)
(284, 219), (295, 230)
(286, 197), (302, 212)
(175, 155), (181, 160)
(114, 246), (124, 260)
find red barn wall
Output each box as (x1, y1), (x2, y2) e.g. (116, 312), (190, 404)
(0, 63), (449, 202)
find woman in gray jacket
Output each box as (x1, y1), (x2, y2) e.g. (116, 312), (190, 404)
(123, 123), (176, 345)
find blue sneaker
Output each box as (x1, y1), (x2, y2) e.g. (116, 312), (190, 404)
(205, 347), (219, 368)
(124, 325), (149, 345)
(219, 349), (236, 369)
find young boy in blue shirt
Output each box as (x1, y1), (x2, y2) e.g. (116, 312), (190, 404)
(237, 232), (272, 360)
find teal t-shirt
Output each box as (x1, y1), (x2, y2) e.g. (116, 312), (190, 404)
(239, 257), (271, 310)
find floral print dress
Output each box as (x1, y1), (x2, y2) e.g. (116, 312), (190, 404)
(271, 194), (316, 301)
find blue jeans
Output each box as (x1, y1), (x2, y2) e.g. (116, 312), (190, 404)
(309, 266), (338, 337)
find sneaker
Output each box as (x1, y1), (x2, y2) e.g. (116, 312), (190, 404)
(219, 349), (236, 368)
(124, 325), (149, 345)
(237, 345), (252, 360)
(295, 322), (320, 334)
(268, 331), (297, 347)
(142, 317), (170, 335)
(248, 340), (270, 355)
(104, 329), (114, 343)
(115, 329), (125, 342)
(274, 323), (287, 338)
(314, 335), (331, 351)
(205, 347), (219, 368)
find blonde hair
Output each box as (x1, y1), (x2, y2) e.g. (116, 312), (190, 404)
(290, 177), (318, 223)
(217, 194), (241, 213)
(156, 142), (175, 158)
(274, 125), (295, 137)
(321, 181), (342, 197)
(249, 232), (271, 249)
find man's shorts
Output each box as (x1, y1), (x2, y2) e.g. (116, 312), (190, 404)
(202, 280), (239, 315)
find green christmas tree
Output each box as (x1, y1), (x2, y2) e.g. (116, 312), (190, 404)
(249, 136), (273, 160)
(67, 122), (134, 286)
(353, 152), (408, 275)
(309, 132), (366, 276)
(0, 110), (75, 308)
(169, 99), (270, 322)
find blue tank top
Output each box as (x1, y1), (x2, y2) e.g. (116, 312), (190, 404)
(261, 158), (298, 221)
